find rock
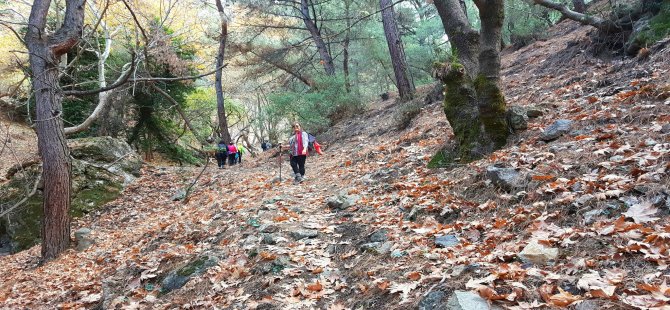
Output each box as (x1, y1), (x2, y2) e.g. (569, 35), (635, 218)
(575, 299), (600, 310)
(507, 106), (528, 131)
(325, 193), (359, 210)
(540, 119), (573, 141)
(446, 291), (498, 310)
(75, 227), (94, 251)
(633, 184), (651, 194)
(378, 241), (393, 254)
(171, 189), (186, 201)
(360, 242), (382, 252)
(0, 137), (140, 253)
(161, 256), (218, 293)
(486, 166), (526, 191)
(619, 196), (640, 208)
(661, 124), (670, 134)
(518, 240), (559, 265)
(644, 138), (658, 146)
(583, 209), (603, 225)
(261, 234), (277, 245)
(290, 229), (318, 240)
(242, 235), (257, 250)
(369, 229), (388, 243)
(259, 224), (280, 233)
(435, 234), (459, 248)
(575, 194), (595, 205)
(526, 107), (544, 118)
(419, 291), (448, 310)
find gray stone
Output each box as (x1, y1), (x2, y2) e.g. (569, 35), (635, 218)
(378, 241), (393, 254)
(507, 106), (528, 131)
(486, 166), (526, 191)
(435, 234), (459, 248)
(446, 291), (496, 310)
(540, 119), (573, 141)
(369, 229), (388, 243)
(325, 193), (359, 210)
(518, 240), (559, 265)
(161, 256), (218, 294)
(261, 234), (277, 245)
(575, 299), (600, 310)
(360, 242), (382, 252)
(575, 194), (595, 205)
(526, 107), (544, 118)
(290, 229), (318, 240)
(661, 124), (670, 134)
(171, 189), (186, 201)
(583, 209), (603, 225)
(609, 155), (625, 162)
(75, 227), (94, 251)
(419, 291), (448, 310)
(619, 196), (640, 208)
(259, 224), (280, 233)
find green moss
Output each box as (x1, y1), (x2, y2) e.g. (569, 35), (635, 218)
(71, 184), (122, 217)
(176, 257), (208, 277)
(474, 75), (509, 149)
(638, 3), (670, 45)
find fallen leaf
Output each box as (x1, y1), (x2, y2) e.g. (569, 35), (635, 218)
(623, 202), (659, 223)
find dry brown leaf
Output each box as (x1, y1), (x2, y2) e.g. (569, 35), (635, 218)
(407, 271), (421, 281)
(307, 281), (323, 292)
(548, 288), (581, 307)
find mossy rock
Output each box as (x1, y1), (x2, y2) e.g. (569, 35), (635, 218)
(160, 256), (218, 294)
(0, 137), (140, 253)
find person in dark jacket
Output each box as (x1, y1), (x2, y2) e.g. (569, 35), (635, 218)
(215, 140), (227, 168)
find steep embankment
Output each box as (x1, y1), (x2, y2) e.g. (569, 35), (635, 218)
(1, 19), (669, 309)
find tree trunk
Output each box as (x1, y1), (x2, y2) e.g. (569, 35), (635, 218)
(430, 0), (509, 164)
(380, 0), (415, 101)
(301, 0), (335, 76)
(215, 0), (232, 143)
(25, 0), (86, 261)
(343, 0), (352, 92)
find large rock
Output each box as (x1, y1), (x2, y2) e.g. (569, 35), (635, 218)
(325, 193), (359, 210)
(507, 106), (528, 131)
(0, 137), (142, 253)
(539, 119), (573, 141)
(518, 240), (559, 265)
(447, 291), (498, 310)
(486, 166), (526, 191)
(161, 256), (218, 293)
(419, 291), (448, 310)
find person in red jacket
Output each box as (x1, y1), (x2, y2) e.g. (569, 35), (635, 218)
(288, 122), (309, 183)
(227, 142), (238, 166)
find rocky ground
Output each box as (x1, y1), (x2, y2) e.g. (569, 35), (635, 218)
(0, 19), (669, 309)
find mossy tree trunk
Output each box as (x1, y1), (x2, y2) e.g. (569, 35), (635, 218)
(432, 0), (509, 163)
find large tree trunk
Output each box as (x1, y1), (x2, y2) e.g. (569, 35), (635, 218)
(431, 0), (509, 164)
(380, 0), (415, 101)
(300, 0), (336, 76)
(25, 0), (86, 261)
(215, 0), (232, 143)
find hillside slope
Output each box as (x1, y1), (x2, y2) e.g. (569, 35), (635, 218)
(1, 20), (669, 309)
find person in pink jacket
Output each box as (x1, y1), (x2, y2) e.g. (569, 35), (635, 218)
(288, 122), (309, 183)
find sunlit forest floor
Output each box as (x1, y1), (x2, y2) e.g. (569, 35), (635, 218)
(1, 20), (670, 309)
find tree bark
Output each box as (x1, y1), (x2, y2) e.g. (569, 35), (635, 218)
(431, 0), (509, 163)
(215, 0), (232, 143)
(25, 0), (86, 261)
(343, 0), (352, 92)
(300, 0), (335, 76)
(380, 0), (415, 100)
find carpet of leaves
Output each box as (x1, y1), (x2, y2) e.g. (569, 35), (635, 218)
(1, 20), (669, 310)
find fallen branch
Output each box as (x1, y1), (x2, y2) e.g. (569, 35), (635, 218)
(0, 170), (42, 218)
(183, 154), (211, 204)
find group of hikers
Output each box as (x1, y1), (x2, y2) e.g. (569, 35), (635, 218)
(214, 141), (245, 168)
(212, 122), (320, 184)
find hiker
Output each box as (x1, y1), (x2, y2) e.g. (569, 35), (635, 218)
(288, 122), (309, 183)
(215, 140), (227, 168)
(227, 141), (238, 166)
(237, 143), (246, 164)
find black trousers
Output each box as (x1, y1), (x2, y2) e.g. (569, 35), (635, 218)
(228, 153), (236, 166)
(290, 155), (306, 176)
(215, 152), (226, 167)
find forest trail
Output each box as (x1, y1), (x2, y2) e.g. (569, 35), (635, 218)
(2, 19), (670, 309)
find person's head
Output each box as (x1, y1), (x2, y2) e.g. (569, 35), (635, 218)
(219, 140), (225, 144)
(292, 122), (301, 132)
(228, 141), (234, 145)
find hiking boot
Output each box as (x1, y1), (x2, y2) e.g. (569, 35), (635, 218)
(299, 175), (306, 182)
